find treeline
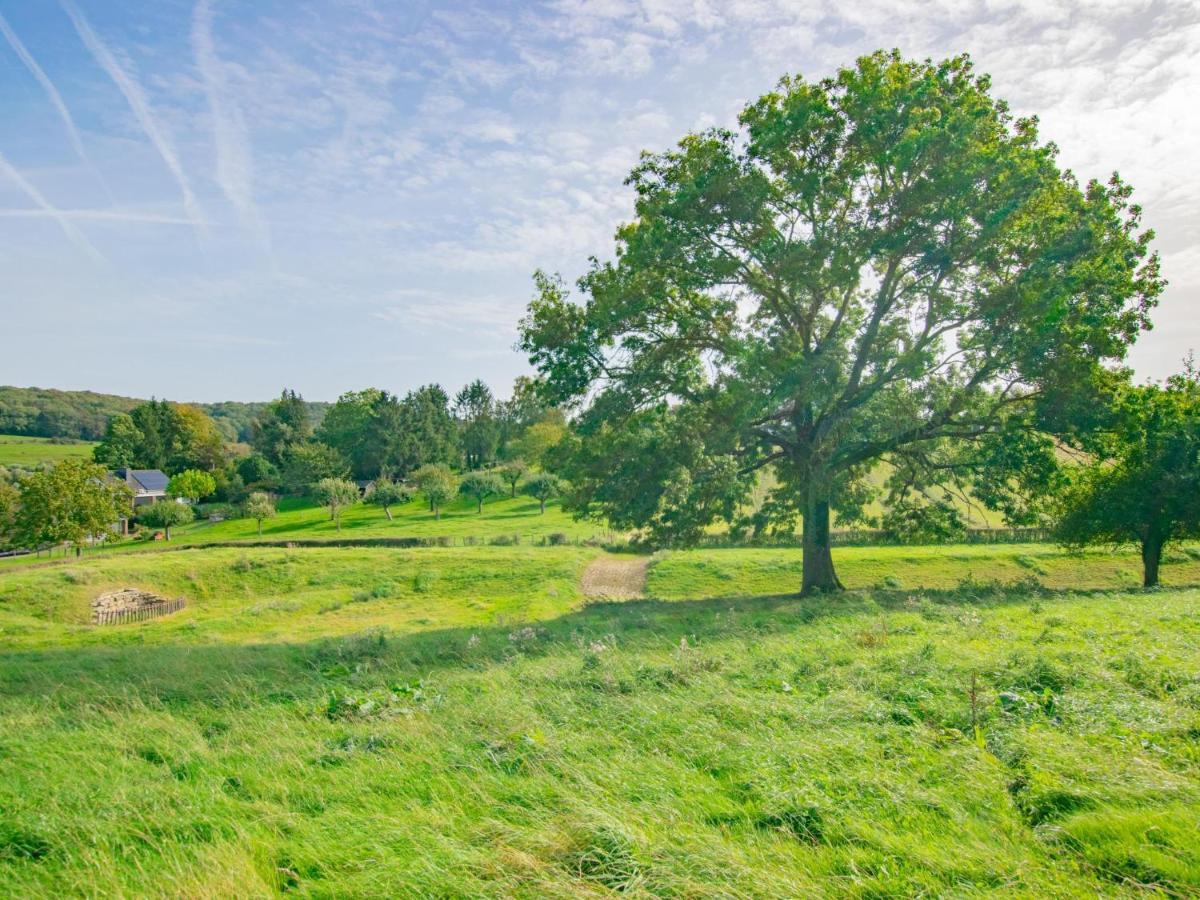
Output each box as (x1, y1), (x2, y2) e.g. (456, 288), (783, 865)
(84, 377), (565, 503)
(0, 385), (329, 442)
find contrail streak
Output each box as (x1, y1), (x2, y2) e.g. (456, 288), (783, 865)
(0, 11), (113, 201)
(191, 0), (269, 249)
(0, 152), (105, 261)
(62, 0), (205, 229)
(0, 208), (200, 225)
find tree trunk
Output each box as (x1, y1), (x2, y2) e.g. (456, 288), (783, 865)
(540, 498), (546, 514)
(477, 497), (483, 514)
(165, 526), (171, 541)
(1141, 534), (1164, 588)
(257, 519), (263, 536)
(511, 484), (517, 498)
(384, 506), (393, 521)
(435, 505), (440, 520)
(801, 488), (843, 595)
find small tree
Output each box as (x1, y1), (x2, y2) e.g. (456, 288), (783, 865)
(244, 491), (276, 536)
(313, 477), (360, 532)
(366, 478), (412, 520)
(522, 472), (562, 514)
(412, 463), (458, 520)
(168, 469), (217, 504)
(136, 501), (194, 541)
(498, 460), (527, 498)
(1055, 370), (1200, 587)
(460, 471), (504, 514)
(15, 459), (131, 554)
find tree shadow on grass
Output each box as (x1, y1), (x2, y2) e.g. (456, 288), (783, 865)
(4, 578), (1192, 710)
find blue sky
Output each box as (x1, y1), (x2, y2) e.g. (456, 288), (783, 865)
(1, 0), (1197, 401)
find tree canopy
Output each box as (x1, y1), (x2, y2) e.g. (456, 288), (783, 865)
(1054, 366), (1200, 587)
(168, 469), (217, 504)
(459, 470), (504, 513)
(14, 459), (132, 551)
(521, 51), (1162, 593)
(412, 463), (457, 519)
(93, 401), (225, 473)
(312, 478), (359, 531)
(136, 500), (194, 541)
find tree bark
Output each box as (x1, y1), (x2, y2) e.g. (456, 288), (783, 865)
(384, 506), (393, 520)
(257, 520), (263, 536)
(477, 497), (483, 513)
(1141, 534), (1163, 588)
(802, 486), (843, 595)
(540, 498), (546, 514)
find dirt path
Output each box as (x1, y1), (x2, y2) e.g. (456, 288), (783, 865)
(581, 554), (652, 600)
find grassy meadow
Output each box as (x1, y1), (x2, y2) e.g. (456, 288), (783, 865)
(1, 541), (1199, 896)
(0, 434), (96, 467)
(177, 495), (612, 545)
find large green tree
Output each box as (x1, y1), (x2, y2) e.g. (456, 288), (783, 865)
(521, 52), (1162, 593)
(455, 380), (499, 469)
(251, 389), (312, 466)
(94, 401), (225, 473)
(14, 459), (132, 553)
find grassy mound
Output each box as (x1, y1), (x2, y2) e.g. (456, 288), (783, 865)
(1, 546), (1198, 895)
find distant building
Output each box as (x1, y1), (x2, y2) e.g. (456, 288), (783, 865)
(112, 468), (170, 508)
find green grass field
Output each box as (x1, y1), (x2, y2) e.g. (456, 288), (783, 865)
(2, 542), (1199, 895)
(0, 434), (96, 467)
(175, 494), (617, 544)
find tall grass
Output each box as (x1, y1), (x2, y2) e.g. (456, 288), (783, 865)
(1, 546), (1198, 894)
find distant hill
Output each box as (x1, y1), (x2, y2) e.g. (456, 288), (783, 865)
(0, 386), (329, 442)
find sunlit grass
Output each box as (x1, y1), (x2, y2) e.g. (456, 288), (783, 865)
(1, 544), (1198, 895)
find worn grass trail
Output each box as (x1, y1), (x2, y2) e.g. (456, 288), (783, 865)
(1, 545), (1198, 895)
(580, 554), (651, 600)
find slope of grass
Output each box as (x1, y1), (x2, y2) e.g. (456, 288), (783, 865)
(175, 495), (613, 544)
(1, 544), (1198, 895)
(0, 434), (96, 467)
(648, 544), (1200, 598)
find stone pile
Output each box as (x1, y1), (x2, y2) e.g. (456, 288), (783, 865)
(92, 588), (174, 622)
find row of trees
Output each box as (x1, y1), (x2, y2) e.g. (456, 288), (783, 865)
(87, 378), (568, 504)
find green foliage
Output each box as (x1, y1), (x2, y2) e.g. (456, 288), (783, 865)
(168, 469), (217, 504)
(0, 385), (328, 442)
(312, 478), (360, 532)
(235, 453), (278, 489)
(92, 401), (225, 474)
(882, 499), (967, 545)
(455, 380), (499, 469)
(280, 442), (350, 495)
(243, 491), (276, 535)
(13, 459), (131, 550)
(520, 52), (1163, 594)
(91, 413), (140, 468)
(134, 500), (194, 540)
(458, 471), (504, 513)
(251, 390), (313, 466)
(512, 419), (566, 467)
(522, 471), (563, 514)
(364, 478), (413, 520)
(1056, 367), (1200, 586)
(0, 480), (17, 548)
(412, 464), (458, 519)
(497, 460), (527, 497)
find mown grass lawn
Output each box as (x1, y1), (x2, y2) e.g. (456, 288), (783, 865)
(0, 434), (96, 467)
(1, 545), (1198, 896)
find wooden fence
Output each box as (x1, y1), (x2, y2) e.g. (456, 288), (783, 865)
(94, 597), (185, 626)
